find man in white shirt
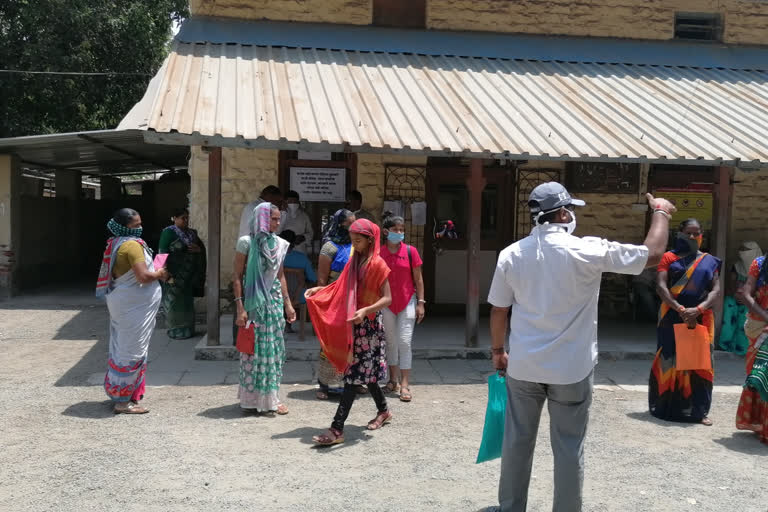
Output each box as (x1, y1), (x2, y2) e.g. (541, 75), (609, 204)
(279, 190), (314, 254)
(238, 185), (283, 238)
(487, 182), (676, 512)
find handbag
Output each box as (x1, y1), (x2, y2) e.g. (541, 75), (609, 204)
(476, 371), (508, 463)
(236, 322), (255, 355)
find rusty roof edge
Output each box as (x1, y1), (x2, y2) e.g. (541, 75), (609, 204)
(176, 16), (768, 72)
(142, 130), (765, 170)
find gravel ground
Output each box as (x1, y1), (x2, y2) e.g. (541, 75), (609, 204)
(0, 298), (766, 512)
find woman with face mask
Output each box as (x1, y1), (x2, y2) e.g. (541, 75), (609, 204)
(158, 208), (206, 339)
(651, 218), (722, 425)
(96, 208), (170, 414)
(379, 212), (425, 402)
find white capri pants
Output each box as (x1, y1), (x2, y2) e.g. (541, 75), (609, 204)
(382, 294), (416, 370)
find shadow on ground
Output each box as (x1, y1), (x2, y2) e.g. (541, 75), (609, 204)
(61, 400), (115, 419)
(626, 411), (697, 428)
(713, 432), (768, 455)
(272, 425), (373, 448)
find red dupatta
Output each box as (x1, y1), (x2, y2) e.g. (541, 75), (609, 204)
(307, 219), (390, 372)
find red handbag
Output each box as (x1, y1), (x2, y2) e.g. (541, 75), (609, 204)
(236, 323), (255, 355)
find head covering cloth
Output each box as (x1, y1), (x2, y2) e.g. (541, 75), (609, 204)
(322, 209), (353, 245)
(243, 203), (289, 321)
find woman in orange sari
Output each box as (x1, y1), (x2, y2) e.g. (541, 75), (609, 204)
(306, 219), (393, 445)
(735, 254), (768, 444)
(651, 219), (721, 425)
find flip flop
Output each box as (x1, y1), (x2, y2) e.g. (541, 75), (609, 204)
(114, 403), (149, 415)
(313, 428), (345, 446)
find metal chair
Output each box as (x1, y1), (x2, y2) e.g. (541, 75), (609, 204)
(283, 268), (307, 341)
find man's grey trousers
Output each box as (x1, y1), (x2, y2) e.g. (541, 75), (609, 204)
(498, 371), (594, 512)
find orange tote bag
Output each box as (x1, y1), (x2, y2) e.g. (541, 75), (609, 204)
(673, 323), (712, 371)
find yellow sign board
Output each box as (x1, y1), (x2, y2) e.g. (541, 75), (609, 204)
(654, 188), (713, 229)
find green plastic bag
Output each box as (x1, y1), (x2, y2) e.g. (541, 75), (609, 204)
(476, 372), (507, 463)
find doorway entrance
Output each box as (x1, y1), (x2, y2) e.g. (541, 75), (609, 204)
(423, 163), (514, 312)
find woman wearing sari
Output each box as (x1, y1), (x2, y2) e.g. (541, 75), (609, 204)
(158, 208), (206, 339)
(232, 202), (296, 414)
(735, 254), (768, 444)
(96, 208), (169, 414)
(315, 209), (356, 400)
(306, 219), (393, 445)
(651, 218), (721, 425)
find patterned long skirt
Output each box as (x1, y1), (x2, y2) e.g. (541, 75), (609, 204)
(238, 299), (286, 412)
(649, 322), (713, 422)
(344, 313), (387, 386)
(736, 320), (768, 444)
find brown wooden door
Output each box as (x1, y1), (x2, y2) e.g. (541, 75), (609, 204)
(424, 166), (514, 310)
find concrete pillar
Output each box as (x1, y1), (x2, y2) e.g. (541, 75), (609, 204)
(100, 176), (122, 200)
(0, 155), (21, 297)
(55, 170), (82, 280)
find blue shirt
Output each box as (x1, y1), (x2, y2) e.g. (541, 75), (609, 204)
(284, 250), (317, 304)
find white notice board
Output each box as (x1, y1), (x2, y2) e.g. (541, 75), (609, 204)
(290, 167), (346, 202)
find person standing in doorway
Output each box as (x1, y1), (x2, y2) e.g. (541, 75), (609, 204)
(487, 183), (675, 512)
(233, 185), (283, 344)
(347, 189), (375, 223)
(279, 190), (313, 255)
(238, 186), (283, 238)
(380, 213), (425, 402)
(651, 218), (721, 426)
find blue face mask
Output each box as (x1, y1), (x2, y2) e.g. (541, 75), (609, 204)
(387, 231), (405, 244)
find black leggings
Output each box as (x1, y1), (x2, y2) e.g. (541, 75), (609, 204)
(331, 383), (388, 432)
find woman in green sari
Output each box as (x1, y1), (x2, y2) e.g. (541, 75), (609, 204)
(158, 208), (206, 339)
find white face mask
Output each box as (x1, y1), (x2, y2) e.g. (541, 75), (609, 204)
(287, 203), (299, 214)
(564, 209), (576, 235)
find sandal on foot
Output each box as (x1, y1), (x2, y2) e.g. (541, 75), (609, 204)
(701, 417), (713, 426)
(114, 403), (149, 415)
(276, 404), (289, 415)
(313, 428), (344, 446)
(367, 410), (393, 430)
(316, 390), (329, 400)
(399, 387), (412, 402)
(383, 381), (399, 394)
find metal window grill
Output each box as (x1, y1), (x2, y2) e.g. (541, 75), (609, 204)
(674, 12), (723, 41)
(515, 168), (563, 240)
(383, 164), (426, 254)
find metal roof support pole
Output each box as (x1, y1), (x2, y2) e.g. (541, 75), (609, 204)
(206, 147), (222, 346)
(711, 165), (733, 341)
(465, 159), (487, 348)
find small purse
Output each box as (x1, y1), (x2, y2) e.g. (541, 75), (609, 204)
(236, 322), (255, 355)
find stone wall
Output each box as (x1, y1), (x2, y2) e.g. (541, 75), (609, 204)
(190, 0), (372, 25)
(427, 0), (768, 45)
(356, 153), (428, 222)
(189, 146), (280, 289)
(729, 169), (768, 264)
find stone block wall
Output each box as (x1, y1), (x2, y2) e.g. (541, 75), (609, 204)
(190, 0), (372, 24)
(729, 169), (768, 263)
(189, 146), (280, 289)
(357, 153), (428, 222)
(191, 0), (768, 46)
(428, 0), (768, 45)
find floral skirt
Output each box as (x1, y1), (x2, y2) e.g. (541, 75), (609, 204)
(238, 301), (286, 411)
(344, 313), (387, 386)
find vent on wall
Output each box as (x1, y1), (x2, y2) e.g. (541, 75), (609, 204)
(674, 12), (723, 41)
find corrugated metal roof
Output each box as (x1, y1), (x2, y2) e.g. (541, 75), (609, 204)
(122, 41), (768, 167)
(0, 130), (190, 174)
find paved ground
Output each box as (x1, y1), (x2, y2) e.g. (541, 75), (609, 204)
(0, 294), (766, 512)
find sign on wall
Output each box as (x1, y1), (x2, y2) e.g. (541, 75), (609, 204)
(289, 167), (346, 202)
(654, 187), (713, 229)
